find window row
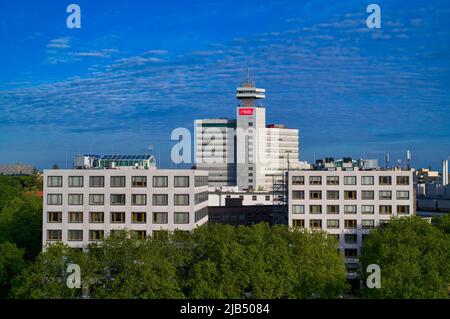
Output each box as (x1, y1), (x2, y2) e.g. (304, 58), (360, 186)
(47, 211), (190, 224)
(292, 175), (409, 186)
(291, 190), (410, 200)
(292, 218), (390, 229)
(292, 204), (410, 215)
(47, 229), (148, 241)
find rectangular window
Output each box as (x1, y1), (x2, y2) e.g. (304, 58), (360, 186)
(47, 194), (62, 205)
(174, 176), (189, 188)
(89, 176), (104, 187)
(344, 191), (357, 200)
(362, 219), (375, 229)
(110, 176), (126, 187)
(110, 194), (126, 205)
(292, 190), (305, 200)
(344, 234), (357, 244)
(194, 176), (208, 187)
(326, 176), (339, 185)
(153, 212), (168, 224)
(361, 191), (374, 200)
(174, 212), (189, 224)
(309, 205), (322, 214)
(379, 191), (392, 200)
(265, 195), (270, 201)
(89, 212), (104, 223)
(174, 194), (190, 206)
(153, 230), (168, 240)
(327, 219), (339, 229)
(68, 194), (83, 205)
(195, 192), (208, 204)
(252, 195), (257, 201)
(132, 212), (147, 224)
(132, 194), (147, 205)
(361, 205), (374, 214)
(397, 176), (410, 185)
(47, 212), (62, 223)
(89, 194), (104, 205)
(309, 190), (322, 200)
(345, 249), (358, 258)
(89, 230), (104, 241)
(68, 176), (83, 187)
(132, 176), (147, 187)
(292, 205), (305, 214)
(397, 205), (410, 215)
(309, 219), (322, 229)
(68, 230), (83, 241)
(292, 176), (305, 185)
(131, 230), (147, 240)
(344, 219), (357, 229)
(344, 176), (356, 185)
(195, 207), (208, 222)
(379, 176), (392, 185)
(153, 176), (168, 188)
(111, 212), (125, 223)
(396, 191), (409, 200)
(47, 230), (62, 241)
(327, 205), (339, 214)
(47, 176), (62, 187)
(379, 220), (390, 226)
(292, 219), (305, 228)
(344, 205), (357, 214)
(309, 176), (322, 185)
(69, 212), (83, 223)
(379, 205), (392, 215)
(361, 176), (374, 185)
(327, 190), (339, 200)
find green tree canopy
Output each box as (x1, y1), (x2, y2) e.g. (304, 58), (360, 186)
(0, 242), (26, 298)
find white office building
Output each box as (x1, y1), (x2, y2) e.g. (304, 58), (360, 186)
(43, 166), (209, 249)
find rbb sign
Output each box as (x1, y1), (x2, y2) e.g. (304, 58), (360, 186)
(239, 108), (254, 116)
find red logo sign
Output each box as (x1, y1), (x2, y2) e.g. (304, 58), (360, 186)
(239, 108), (254, 116)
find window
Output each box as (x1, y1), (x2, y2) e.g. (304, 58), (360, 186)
(344, 219), (357, 229)
(132, 194), (147, 205)
(344, 205), (357, 214)
(361, 205), (374, 215)
(248, 122), (253, 126)
(362, 219), (375, 229)
(344, 176), (356, 185)
(396, 191), (409, 200)
(292, 176), (305, 185)
(153, 176), (168, 187)
(195, 192), (208, 204)
(361, 176), (374, 185)
(292, 219), (305, 228)
(361, 191), (374, 200)
(379, 191), (392, 200)
(309, 219), (322, 229)
(89, 230), (104, 241)
(397, 205), (410, 215)
(47, 230), (62, 241)
(379, 205), (392, 215)
(89, 176), (104, 187)
(344, 234), (357, 244)
(68, 194), (83, 205)
(69, 212), (83, 223)
(309, 190), (322, 200)
(132, 212), (146, 224)
(309, 205), (322, 214)
(174, 176), (189, 188)
(292, 190), (305, 200)
(68, 230), (83, 241)
(362, 234), (368, 242)
(131, 230), (147, 240)
(252, 195), (257, 201)
(327, 219), (339, 229)
(132, 176), (147, 187)
(153, 230), (168, 240)
(110, 176), (126, 187)
(111, 212), (125, 223)
(111, 194), (126, 205)
(153, 212), (168, 224)
(327, 205), (339, 214)
(194, 176), (208, 187)
(47, 176), (62, 187)
(345, 249), (358, 258)
(47, 212), (62, 223)
(309, 176), (322, 185)
(174, 212), (189, 224)
(344, 191), (357, 200)
(265, 195), (270, 201)
(195, 207), (208, 222)
(153, 194), (168, 206)
(327, 190), (339, 200)
(379, 176), (392, 185)
(292, 205), (305, 214)
(326, 176), (339, 185)
(89, 212), (104, 223)
(174, 194), (190, 206)
(47, 194), (62, 205)
(379, 220), (390, 226)
(397, 176), (410, 185)
(68, 176), (83, 187)
(89, 194), (104, 205)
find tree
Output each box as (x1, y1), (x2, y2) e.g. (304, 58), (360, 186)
(0, 242), (26, 298)
(359, 217), (450, 298)
(432, 214), (450, 234)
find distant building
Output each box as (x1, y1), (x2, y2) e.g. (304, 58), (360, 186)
(0, 164), (34, 176)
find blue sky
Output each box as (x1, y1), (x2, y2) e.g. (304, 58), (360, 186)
(0, 0), (449, 170)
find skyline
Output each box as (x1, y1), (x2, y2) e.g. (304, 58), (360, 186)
(0, 0), (449, 170)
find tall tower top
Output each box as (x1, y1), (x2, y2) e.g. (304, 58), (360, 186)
(236, 70), (265, 107)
